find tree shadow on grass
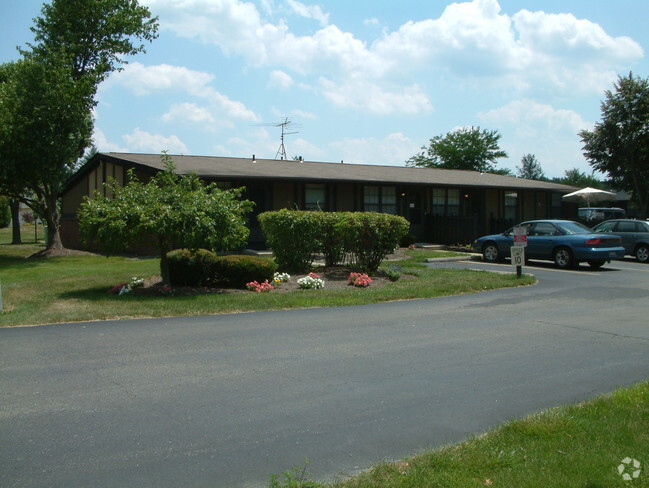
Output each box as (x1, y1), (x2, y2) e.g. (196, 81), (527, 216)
(0, 253), (46, 271)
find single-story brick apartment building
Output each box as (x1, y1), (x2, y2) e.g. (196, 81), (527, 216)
(60, 152), (578, 249)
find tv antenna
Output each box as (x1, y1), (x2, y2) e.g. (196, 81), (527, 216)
(255, 117), (300, 160)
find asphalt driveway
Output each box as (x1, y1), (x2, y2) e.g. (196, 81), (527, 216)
(1, 258), (648, 488)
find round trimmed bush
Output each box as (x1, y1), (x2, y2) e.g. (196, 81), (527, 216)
(167, 248), (218, 287)
(212, 255), (277, 289)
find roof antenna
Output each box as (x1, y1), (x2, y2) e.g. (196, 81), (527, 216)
(252, 117), (302, 160)
(274, 118), (299, 160)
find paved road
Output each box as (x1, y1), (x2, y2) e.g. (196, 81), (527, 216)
(1, 259), (648, 488)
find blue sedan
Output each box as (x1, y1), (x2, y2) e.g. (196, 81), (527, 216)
(472, 220), (625, 269)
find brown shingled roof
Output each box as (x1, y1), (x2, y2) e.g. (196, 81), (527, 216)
(94, 152), (576, 192)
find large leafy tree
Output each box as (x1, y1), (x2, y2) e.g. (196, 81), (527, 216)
(27, 0), (158, 84)
(79, 154), (254, 284)
(0, 55), (95, 249)
(407, 126), (509, 173)
(0, 0), (158, 250)
(516, 154), (546, 180)
(580, 73), (649, 217)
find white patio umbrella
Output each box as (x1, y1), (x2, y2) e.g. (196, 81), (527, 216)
(561, 187), (617, 208)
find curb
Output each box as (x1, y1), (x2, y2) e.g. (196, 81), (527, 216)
(425, 254), (480, 263)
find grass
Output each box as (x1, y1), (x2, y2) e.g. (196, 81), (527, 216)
(404, 248), (472, 259)
(0, 226), (533, 327)
(273, 381), (649, 488)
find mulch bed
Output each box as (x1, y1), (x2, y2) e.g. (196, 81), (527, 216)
(129, 266), (404, 297)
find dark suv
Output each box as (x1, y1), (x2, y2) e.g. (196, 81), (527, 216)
(592, 219), (649, 263)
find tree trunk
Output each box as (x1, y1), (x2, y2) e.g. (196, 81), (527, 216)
(44, 194), (64, 250)
(9, 199), (22, 245)
(158, 235), (171, 285)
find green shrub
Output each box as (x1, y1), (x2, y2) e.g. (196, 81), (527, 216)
(167, 248), (218, 287)
(311, 212), (347, 266)
(382, 265), (401, 282)
(258, 209), (321, 272)
(259, 210), (409, 273)
(341, 213), (410, 272)
(212, 255), (277, 289)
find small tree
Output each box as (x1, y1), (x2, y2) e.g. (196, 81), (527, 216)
(79, 153), (254, 283)
(553, 168), (603, 188)
(406, 126), (508, 173)
(516, 154), (546, 180)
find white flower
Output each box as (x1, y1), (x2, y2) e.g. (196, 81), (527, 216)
(297, 275), (325, 289)
(273, 272), (291, 283)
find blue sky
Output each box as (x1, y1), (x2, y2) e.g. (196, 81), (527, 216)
(1, 0), (647, 178)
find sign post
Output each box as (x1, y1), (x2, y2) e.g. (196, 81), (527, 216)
(512, 225), (527, 278)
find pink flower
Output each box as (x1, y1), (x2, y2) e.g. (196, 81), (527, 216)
(246, 280), (274, 293)
(348, 272), (372, 287)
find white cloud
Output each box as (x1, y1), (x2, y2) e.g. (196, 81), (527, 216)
(478, 99), (590, 136)
(122, 128), (189, 154)
(329, 132), (420, 165)
(319, 78), (432, 115)
(268, 70), (294, 89)
(110, 62), (215, 97)
(110, 62), (259, 123)
(286, 0), (328, 27)
(289, 109), (317, 119)
(513, 9), (642, 62)
(92, 128), (129, 153)
(141, 0), (643, 110)
(478, 99), (593, 176)
(162, 102), (215, 124)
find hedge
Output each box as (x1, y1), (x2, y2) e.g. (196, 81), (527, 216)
(340, 212), (410, 272)
(258, 210), (409, 272)
(211, 255), (277, 289)
(167, 248), (219, 287)
(257, 209), (322, 272)
(167, 249), (277, 288)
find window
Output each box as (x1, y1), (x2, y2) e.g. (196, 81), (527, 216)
(381, 187), (397, 214)
(504, 191), (518, 221)
(551, 193), (562, 209)
(529, 222), (557, 236)
(596, 221), (616, 233)
(305, 184), (326, 210)
(431, 188), (460, 216)
(432, 188), (445, 215)
(617, 221), (638, 232)
(363, 186), (397, 214)
(447, 189), (460, 216)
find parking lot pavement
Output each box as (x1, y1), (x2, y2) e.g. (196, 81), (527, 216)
(428, 255), (648, 277)
(1, 257), (648, 488)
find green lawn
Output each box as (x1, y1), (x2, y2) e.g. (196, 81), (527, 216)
(272, 381), (649, 488)
(0, 226), (533, 327)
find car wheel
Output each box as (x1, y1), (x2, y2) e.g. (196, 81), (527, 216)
(482, 243), (500, 262)
(635, 244), (649, 263)
(553, 247), (574, 269)
(587, 260), (605, 269)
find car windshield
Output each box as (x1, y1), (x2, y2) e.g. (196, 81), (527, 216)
(555, 221), (593, 235)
